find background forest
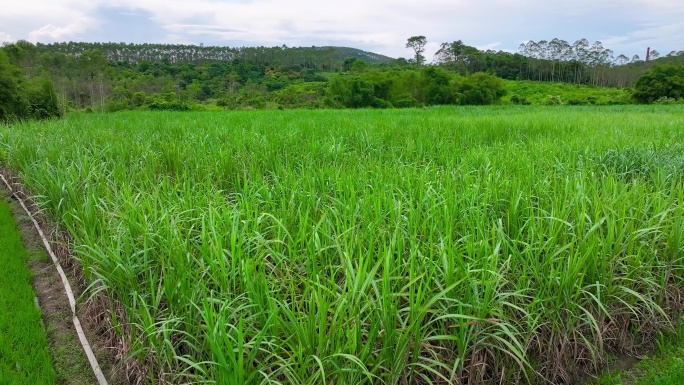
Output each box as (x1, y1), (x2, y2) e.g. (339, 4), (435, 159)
(1, 37), (684, 118)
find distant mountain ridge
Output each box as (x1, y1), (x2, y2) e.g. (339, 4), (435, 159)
(32, 42), (395, 67)
(318, 46), (395, 63)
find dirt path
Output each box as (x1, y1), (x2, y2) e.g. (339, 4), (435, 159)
(1, 187), (122, 385)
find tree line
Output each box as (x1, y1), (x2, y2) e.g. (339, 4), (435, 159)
(1, 38), (682, 119)
(429, 37), (684, 87)
(30, 42), (393, 70)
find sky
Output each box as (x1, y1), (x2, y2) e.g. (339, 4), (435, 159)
(1, 0), (683, 60)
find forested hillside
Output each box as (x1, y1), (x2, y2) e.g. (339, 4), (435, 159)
(1, 38), (683, 113)
(30, 42), (394, 69)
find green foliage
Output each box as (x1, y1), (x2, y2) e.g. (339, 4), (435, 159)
(148, 101), (190, 111)
(453, 72), (506, 105)
(510, 94), (530, 105)
(327, 67), (506, 108)
(0, 199), (55, 384)
(327, 74), (391, 108)
(105, 99), (130, 112)
(350, 59), (369, 73)
(26, 76), (62, 119)
(272, 82), (326, 109)
(3, 39), (661, 113)
(633, 65), (684, 103)
(542, 95), (564, 105)
(2, 106), (684, 384)
(405, 36), (427, 66)
(0, 50), (62, 122)
(392, 97), (421, 108)
(0, 50), (29, 121)
(503, 80), (632, 105)
(435, 40), (483, 73)
(421, 66), (454, 104)
(342, 57), (358, 72)
(593, 326), (684, 385)
(131, 91), (147, 107)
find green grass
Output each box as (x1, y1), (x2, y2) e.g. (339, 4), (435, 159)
(1, 105), (684, 384)
(504, 80), (633, 105)
(595, 327), (684, 385)
(0, 197), (55, 384)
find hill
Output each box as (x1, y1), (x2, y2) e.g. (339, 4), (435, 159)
(320, 46), (394, 64)
(30, 42), (394, 68)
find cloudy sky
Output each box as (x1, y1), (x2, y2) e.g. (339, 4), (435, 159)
(1, 0), (682, 60)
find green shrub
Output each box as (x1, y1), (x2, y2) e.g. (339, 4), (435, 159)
(566, 98), (585, 105)
(633, 65), (684, 103)
(393, 97), (421, 108)
(510, 94), (530, 105)
(0, 51), (60, 121)
(454, 72), (506, 105)
(543, 95), (563, 105)
(105, 99), (130, 112)
(131, 91), (146, 107)
(148, 101), (190, 111)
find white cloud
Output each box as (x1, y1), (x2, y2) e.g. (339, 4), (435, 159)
(476, 42), (502, 51)
(0, 32), (13, 43)
(28, 20), (95, 42)
(1, 0), (683, 58)
(1, 0), (99, 43)
(601, 21), (684, 55)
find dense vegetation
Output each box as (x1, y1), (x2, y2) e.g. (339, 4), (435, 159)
(327, 66), (506, 108)
(0, 50), (61, 122)
(31, 42), (394, 69)
(2, 38), (683, 113)
(1, 106), (684, 384)
(503, 80), (633, 105)
(0, 198), (55, 384)
(633, 65), (684, 103)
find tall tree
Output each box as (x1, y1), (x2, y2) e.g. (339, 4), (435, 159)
(3, 40), (38, 77)
(0, 50), (29, 121)
(80, 49), (107, 111)
(406, 36), (427, 66)
(435, 40), (482, 74)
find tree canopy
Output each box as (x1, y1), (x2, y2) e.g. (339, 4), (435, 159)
(406, 36), (427, 66)
(0, 50), (29, 121)
(0, 49), (61, 122)
(633, 65), (684, 103)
